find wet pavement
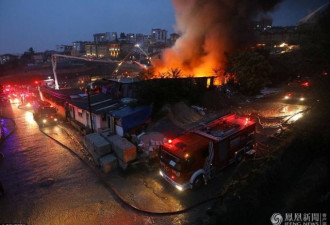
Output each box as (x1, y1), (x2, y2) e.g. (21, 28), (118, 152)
(0, 103), (171, 225)
(1, 101), (223, 225)
(0, 86), (312, 225)
(0, 117), (16, 143)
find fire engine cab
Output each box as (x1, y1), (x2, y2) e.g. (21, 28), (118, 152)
(159, 114), (255, 191)
(33, 100), (58, 126)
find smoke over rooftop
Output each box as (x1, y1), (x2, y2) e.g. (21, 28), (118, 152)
(153, 0), (282, 78)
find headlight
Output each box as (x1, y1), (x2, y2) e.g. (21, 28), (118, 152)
(284, 95), (289, 100)
(175, 185), (183, 191)
(54, 118), (58, 122)
(300, 97), (305, 101)
(159, 170), (163, 177)
(42, 119), (47, 123)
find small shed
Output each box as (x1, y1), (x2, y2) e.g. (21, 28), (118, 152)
(108, 105), (152, 136)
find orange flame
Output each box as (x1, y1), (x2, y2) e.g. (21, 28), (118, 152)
(151, 0), (234, 85)
(152, 34), (227, 85)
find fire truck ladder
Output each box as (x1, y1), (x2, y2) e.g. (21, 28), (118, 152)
(111, 44), (151, 76)
(51, 54), (119, 90)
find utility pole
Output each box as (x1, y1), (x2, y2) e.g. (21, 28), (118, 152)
(86, 86), (94, 133)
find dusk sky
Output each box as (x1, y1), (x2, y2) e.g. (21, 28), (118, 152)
(0, 0), (329, 55)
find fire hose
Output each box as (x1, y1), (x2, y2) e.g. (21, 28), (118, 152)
(13, 103), (220, 215)
(39, 127), (223, 215)
(12, 101), (313, 215)
(15, 103), (262, 215)
(255, 107), (311, 129)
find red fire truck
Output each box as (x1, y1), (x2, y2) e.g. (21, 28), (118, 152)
(159, 114), (255, 191)
(33, 100), (58, 126)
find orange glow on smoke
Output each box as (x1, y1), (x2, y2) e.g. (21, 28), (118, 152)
(152, 38), (227, 85)
(150, 0), (234, 86)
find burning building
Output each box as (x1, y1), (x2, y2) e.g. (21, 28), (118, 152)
(153, 0), (283, 83)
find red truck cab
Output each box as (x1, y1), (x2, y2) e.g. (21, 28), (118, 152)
(159, 114), (255, 191)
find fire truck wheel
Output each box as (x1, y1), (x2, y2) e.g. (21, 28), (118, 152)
(193, 175), (204, 190)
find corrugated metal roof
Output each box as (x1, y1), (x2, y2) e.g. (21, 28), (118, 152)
(68, 93), (119, 113)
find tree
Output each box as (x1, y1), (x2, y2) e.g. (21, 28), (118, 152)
(20, 47), (35, 64)
(138, 68), (154, 80)
(166, 68), (182, 78)
(297, 9), (330, 75)
(156, 68), (182, 79)
(28, 47), (35, 55)
(225, 51), (271, 95)
(267, 9), (330, 84)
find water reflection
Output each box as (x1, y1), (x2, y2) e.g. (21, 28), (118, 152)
(25, 111), (35, 125)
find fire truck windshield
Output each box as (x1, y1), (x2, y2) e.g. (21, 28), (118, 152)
(160, 148), (183, 172)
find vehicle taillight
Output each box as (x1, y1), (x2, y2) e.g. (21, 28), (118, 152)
(301, 82), (309, 87)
